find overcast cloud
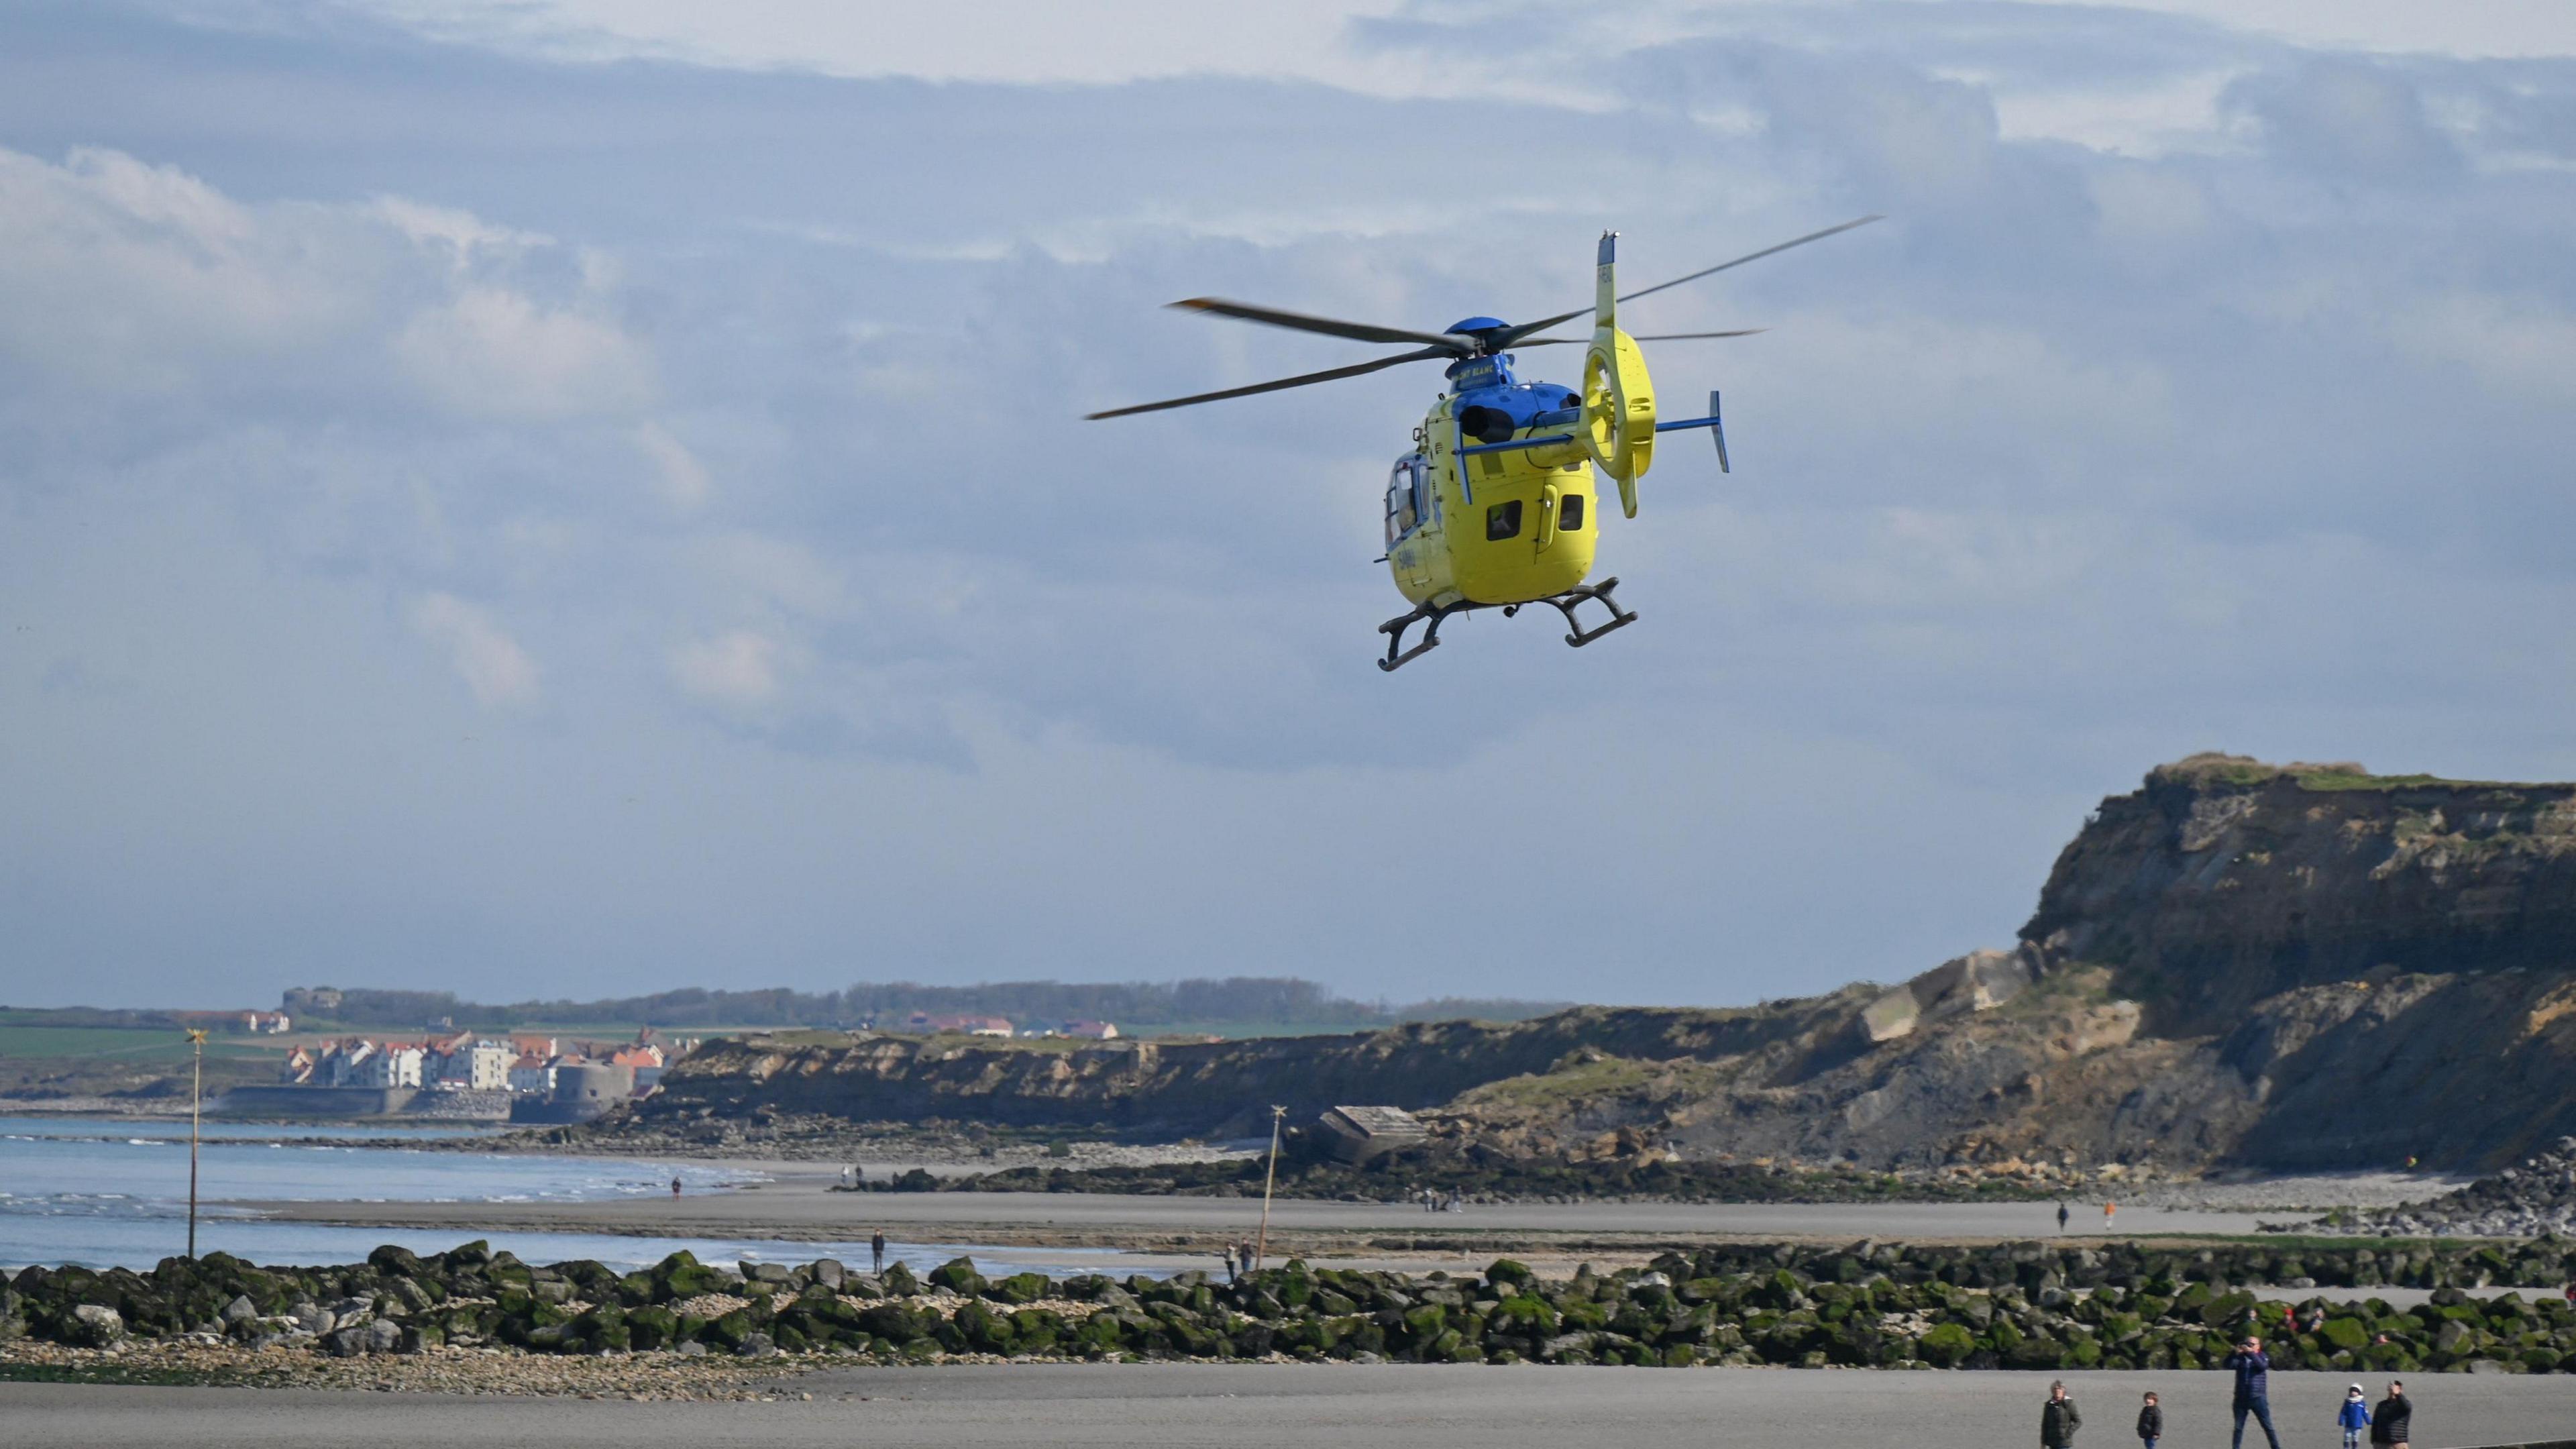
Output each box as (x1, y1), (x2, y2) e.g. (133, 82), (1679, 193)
(4, 0), (2575, 1010)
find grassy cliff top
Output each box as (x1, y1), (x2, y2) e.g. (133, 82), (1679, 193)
(2151, 752), (2490, 794)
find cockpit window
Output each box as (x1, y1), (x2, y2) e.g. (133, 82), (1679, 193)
(1560, 493), (1586, 531)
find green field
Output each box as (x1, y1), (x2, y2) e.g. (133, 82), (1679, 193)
(0, 1026), (274, 1063)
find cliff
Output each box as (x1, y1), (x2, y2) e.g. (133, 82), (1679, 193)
(639, 996), (1870, 1142)
(2027, 754), (2576, 1031)
(630, 755), (2576, 1174)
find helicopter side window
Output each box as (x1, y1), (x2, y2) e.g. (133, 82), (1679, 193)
(1560, 493), (1586, 531)
(1485, 500), (1522, 541)
(1385, 456), (1424, 546)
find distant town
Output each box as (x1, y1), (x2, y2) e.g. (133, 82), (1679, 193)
(0, 977), (1572, 1120)
(189, 988), (1136, 1122)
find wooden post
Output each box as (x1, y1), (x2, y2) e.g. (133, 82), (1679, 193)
(186, 1028), (207, 1258)
(1253, 1105), (1285, 1271)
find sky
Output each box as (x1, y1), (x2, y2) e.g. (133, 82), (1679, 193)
(3, 1), (2575, 1011)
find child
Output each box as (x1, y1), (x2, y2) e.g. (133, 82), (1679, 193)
(2136, 1391), (2163, 1449)
(2338, 1383), (2373, 1449)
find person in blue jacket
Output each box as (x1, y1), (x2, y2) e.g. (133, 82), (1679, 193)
(2224, 1335), (2286, 1449)
(2338, 1383), (2373, 1449)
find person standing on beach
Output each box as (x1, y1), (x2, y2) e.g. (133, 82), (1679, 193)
(871, 1229), (886, 1276)
(670, 1175), (682, 1197)
(2041, 1380), (2082, 1449)
(2337, 1383), (2372, 1449)
(2104, 1200), (2118, 1229)
(2135, 1391), (2161, 1449)
(2058, 1202), (2071, 1233)
(2369, 1380), (2411, 1449)
(2224, 1334), (2285, 1449)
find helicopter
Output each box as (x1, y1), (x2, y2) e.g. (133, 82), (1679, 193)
(1088, 217), (1880, 670)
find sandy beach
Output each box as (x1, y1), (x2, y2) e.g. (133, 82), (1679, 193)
(9, 1364), (2574, 1449)
(235, 1178), (2292, 1261)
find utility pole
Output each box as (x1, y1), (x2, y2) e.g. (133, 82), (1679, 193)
(185, 1028), (207, 1259)
(1253, 1104), (1286, 1271)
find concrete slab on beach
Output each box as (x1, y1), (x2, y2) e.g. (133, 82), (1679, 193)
(7, 1366), (2573, 1449)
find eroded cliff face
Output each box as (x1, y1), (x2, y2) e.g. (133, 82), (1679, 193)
(641, 998), (1870, 1140)
(2024, 755), (2576, 1032)
(637, 755), (2576, 1173)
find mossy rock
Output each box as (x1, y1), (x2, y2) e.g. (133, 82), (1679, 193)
(860, 1301), (940, 1340)
(2006, 1334), (2066, 1370)
(1485, 1259), (1535, 1289)
(575, 1305), (631, 1353)
(702, 1309), (756, 1352)
(1495, 1295), (1558, 1334)
(627, 1305), (680, 1350)
(988, 1272), (1051, 1305)
(1919, 1323), (1976, 1366)
(952, 1300), (1017, 1354)
(527, 1299), (572, 1330)
(880, 1263), (921, 1297)
(928, 1257), (985, 1296)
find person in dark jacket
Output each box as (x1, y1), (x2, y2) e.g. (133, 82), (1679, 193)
(2369, 1380), (2412, 1449)
(2225, 1336), (2285, 1449)
(2042, 1381), (2083, 1448)
(2135, 1391), (2163, 1449)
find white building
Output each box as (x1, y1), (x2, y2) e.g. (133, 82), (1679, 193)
(507, 1053), (557, 1095)
(320, 1039), (377, 1085)
(349, 1044), (424, 1089)
(430, 1038), (514, 1091)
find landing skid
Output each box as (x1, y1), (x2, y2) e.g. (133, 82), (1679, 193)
(1376, 577), (1640, 672)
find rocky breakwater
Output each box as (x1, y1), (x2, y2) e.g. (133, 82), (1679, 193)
(2349, 1138), (2576, 1238)
(17, 1238), (2576, 1376)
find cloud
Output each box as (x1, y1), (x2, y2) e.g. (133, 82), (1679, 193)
(2398, 293), (2576, 405)
(394, 284), (651, 421)
(2223, 57), (2463, 180)
(671, 630), (788, 707)
(0, 141), (653, 427)
(409, 592), (541, 708)
(0, 146), (350, 395)
(635, 422), (712, 508)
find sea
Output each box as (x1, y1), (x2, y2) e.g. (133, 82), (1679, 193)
(0, 1116), (1116, 1277)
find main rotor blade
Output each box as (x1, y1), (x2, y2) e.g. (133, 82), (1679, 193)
(1491, 215), (1883, 350)
(1511, 329), (1768, 346)
(1085, 345), (1453, 420)
(1169, 298), (1473, 353)
(1617, 215), (1883, 305)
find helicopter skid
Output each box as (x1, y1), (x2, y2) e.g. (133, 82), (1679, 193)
(1377, 577), (1638, 672)
(1544, 576), (1640, 648)
(1376, 599), (1466, 672)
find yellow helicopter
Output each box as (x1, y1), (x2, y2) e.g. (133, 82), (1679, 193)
(1089, 218), (1880, 669)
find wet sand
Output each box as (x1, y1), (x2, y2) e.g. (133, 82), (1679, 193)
(235, 1185), (2285, 1265)
(8, 1364), (2572, 1449)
